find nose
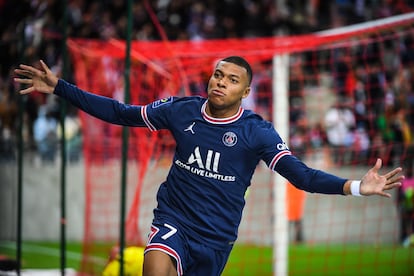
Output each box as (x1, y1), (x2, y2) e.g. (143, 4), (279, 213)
(217, 77), (226, 88)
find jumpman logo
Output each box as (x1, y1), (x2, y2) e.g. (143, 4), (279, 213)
(184, 122), (196, 134)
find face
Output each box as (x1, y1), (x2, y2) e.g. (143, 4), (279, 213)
(206, 61), (251, 117)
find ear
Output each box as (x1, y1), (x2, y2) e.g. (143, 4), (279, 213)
(242, 86), (251, 99)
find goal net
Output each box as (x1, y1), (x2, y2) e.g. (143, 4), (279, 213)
(67, 13), (414, 275)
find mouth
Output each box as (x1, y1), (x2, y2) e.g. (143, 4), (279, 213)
(210, 89), (225, 97)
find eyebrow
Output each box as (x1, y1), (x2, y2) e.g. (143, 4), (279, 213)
(215, 69), (241, 80)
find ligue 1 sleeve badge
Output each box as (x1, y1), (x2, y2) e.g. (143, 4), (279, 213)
(152, 96), (173, 108)
(222, 131), (237, 147)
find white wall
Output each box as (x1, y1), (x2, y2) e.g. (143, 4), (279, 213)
(0, 155), (84, 241)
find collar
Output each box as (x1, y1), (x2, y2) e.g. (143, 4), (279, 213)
(201, 100), (244, 125)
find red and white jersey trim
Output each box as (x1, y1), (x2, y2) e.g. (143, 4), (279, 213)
(201, 101), (244, 124)
(144, 243), (183, 276)
(145, 225), (183, 275)
(269, 150), (291, 170)
(141, 105), (157, 131)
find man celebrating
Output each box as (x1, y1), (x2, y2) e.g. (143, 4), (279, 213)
(15, 56), (403, 276)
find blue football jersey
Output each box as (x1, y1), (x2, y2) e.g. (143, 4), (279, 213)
(54, 79), (347, 250)
(143, 96), (284, 249)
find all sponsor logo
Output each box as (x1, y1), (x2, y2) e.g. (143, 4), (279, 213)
(174, 146), (236, 181)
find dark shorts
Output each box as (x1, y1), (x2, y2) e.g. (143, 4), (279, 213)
(144, 219), (232, 276)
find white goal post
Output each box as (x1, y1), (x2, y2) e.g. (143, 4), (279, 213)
(271, 12), (414, 276)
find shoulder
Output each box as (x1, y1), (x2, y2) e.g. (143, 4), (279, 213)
(145, 96), (206, 130)
(151, 96), (205, 108)
(239, 110), (280, 142)
(242, 110), (275, 131)
(175, 96), (205, 106)
(239, 111), (288, 156)
(149, 96), (205, 114)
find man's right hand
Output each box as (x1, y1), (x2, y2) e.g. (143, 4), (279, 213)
(14, 60), (59, 95)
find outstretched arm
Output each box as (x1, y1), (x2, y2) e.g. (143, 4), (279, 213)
(276, 154), (403, 198)
(14, 60), (147, 127)
(14, 60), (58, 94)
(343, 158), (404, 197)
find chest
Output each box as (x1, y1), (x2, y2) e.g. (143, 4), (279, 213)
(172, 119), (253, 165)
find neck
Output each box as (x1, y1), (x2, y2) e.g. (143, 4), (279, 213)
(205, 102), (240, 118)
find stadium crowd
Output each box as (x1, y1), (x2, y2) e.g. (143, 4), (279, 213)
(0, 0), (414, 170)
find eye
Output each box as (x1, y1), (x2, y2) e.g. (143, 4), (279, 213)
(230, 78), (238, 84)
(214, 71), (222, 79)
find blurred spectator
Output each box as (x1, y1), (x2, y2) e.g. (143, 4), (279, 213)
(0, 75), (18, 135)
(0, 73), (17, 161)
(365, 58), (387, 121)
(332, 48), (351, 97)
(33, 105), (58, 164)
(0, 127), (15, 162)
(290, 126), (308, 160)
(250, 61), (272, 119)
(397, 165), (414, 246)
(57, 109), (82, 163)
(390, 104), (412, 165)
(353, 78), (368, 127)
(1, 0), (414, 164)
(324, 97), (356, 165)
(309, 123), (325, 149)
(243, 1), (267, 38)
(287, 181), (306, 244)
(400, 145), (414, 247)
(352, 126), (370, 164)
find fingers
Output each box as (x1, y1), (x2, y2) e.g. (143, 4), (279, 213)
(14, 68), (34, 78)
(14, 78), (33, 85)
(372, 158), (382, 172)
(40, 60), (51, 74)
(16, 63), (45, 77)
(18, 64), (39, 74)
(371, 157), (403, 183)
(14, 68), (35, 94)
(14, 66), (37, 94)
(381, 170), (403, 198)
(15, 61), (50, 79)
(19, 86), (35, 95)
(384, 167), (403, 180)
(382, 166), (404, 193)
(377, 191), (392, 198)
(383, 182), (401, 191)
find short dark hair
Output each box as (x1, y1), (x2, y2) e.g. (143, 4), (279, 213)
(220, 56), (253, 85)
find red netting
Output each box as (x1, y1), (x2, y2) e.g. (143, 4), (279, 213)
(68, 15), (414, 274)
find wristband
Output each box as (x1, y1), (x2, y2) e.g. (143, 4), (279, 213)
(350, 180), (362, 196)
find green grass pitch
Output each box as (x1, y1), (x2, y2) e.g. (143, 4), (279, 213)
(1, 241), (413, 275)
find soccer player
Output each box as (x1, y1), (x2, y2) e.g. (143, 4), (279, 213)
(14, 57), (404, 276)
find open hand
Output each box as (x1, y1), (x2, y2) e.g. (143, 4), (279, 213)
(14, 60), (58, 94)
(360, 158), (404, 197)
